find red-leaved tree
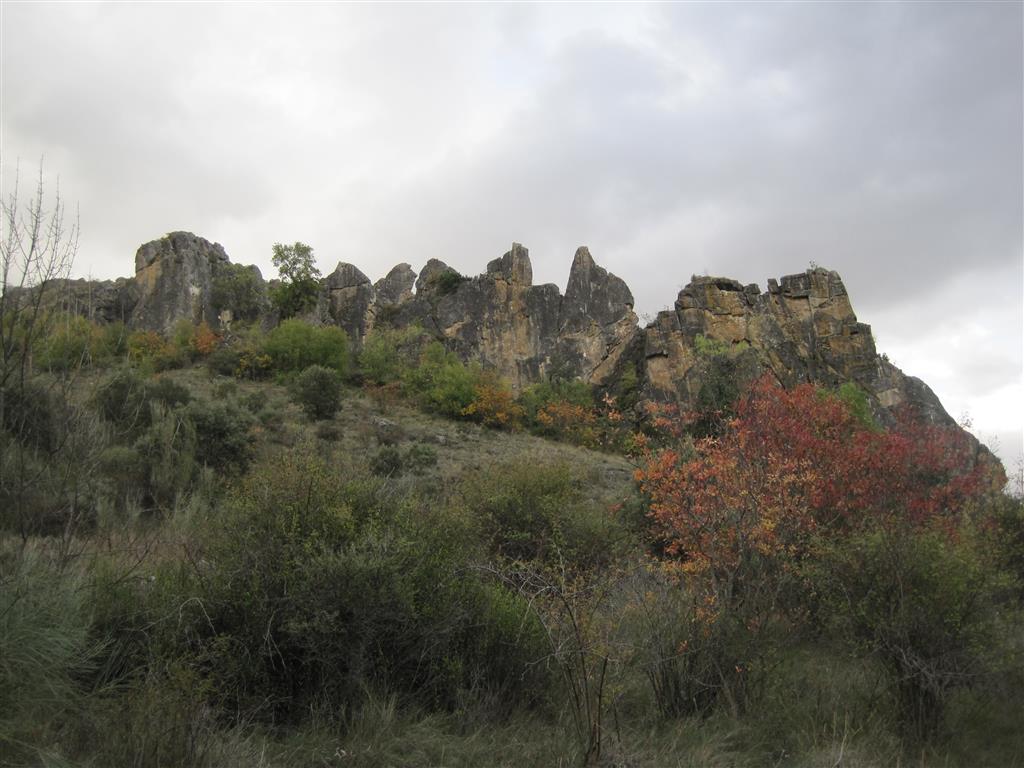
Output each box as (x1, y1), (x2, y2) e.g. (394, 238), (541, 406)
(636, 376), (999, 587)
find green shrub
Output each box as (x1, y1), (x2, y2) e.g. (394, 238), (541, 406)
(205, 346), (240, 377)
(0, 550), (95, 757)
(403, 341), (481, 418)
(370, 445), (403, 477)
(189, 452), (542, 720)
(184, 400), (255, 475)
(212, 262), (266, 321)
(148, 376), (192, 409)
(432, 268), (467, 296)
(134, 409), (198, 510)
(34, 315), (98, 372)
(808, 527), (1004, 740)
(292, 364), (343, 420)
(459, 461), (621, 569)
(359, 326), (430, 385)
(403, 443), (438, 475)
(263, 319), (350, 375)
(94, 368), (152, 436)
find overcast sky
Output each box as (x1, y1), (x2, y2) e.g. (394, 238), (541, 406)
(2, 2), (1021, 473)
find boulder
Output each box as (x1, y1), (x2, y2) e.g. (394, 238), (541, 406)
(131, 231), (229, 333)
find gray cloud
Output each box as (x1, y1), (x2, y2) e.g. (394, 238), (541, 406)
(2, 2), (1021, 468)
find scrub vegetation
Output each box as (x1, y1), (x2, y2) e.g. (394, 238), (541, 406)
(2, 185), (1021, 767)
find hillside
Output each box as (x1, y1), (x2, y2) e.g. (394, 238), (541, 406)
(2, 233), (1021, 768)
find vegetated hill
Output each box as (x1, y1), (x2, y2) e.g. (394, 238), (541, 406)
(6, 229), (1021, 767)
(41, 230), (991, 462)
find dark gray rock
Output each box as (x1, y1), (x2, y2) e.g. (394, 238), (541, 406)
(131, 231), (230, 333)
(321, 262), (375, 344)
(374, 263), (416, 306)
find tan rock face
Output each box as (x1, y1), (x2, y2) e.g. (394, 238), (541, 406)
(109, 232), (977, 456)
(131, 232), (230, 334)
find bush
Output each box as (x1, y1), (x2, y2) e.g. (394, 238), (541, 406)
(432, 268), (467, 296)
(133, 408), (198, 510)
(184, 400), (255, 475)
(292, 364), (343, 420)
(212, 262), (266, 321)
(370, 445), (403, 477)
(808, 527), (1005, 740)
(127, 330), (184, 371)
(189, 452), (545, 720)
(205, 346), (240, 377)
(263, 319), (350, 375)
(148, 376), (192, 409)
(462, 371), (523, 429)
(94, 368), (152, 436)
(459, 461), (621, 569)
(403, 341), (481, 418)
(359, 326), (430, 385)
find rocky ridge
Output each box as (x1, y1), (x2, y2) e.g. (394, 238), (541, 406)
(71, 231), (965, 435)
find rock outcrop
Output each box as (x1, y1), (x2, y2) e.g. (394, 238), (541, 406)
(131, 232), (230, 334)
(636, 267), (953, 429)
(52, 230), (977, 448)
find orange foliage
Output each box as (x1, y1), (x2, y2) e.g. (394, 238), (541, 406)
(636, 376), (1000, 579)
(463, 376), (525, 429)
(189, 321), (220, 357)
(536, 399), (597, 446)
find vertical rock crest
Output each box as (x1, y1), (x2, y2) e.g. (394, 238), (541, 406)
(117, 231), (971, 448)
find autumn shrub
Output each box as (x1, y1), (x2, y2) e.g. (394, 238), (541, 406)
(462, 371), (524, 429)
(807, 527), (1006, 740)
(189, 321), (219, 358)
(519, 379), (596, 444)
(292, 364), (343, 420)
(127, 329), (184, 371)
(263, 319), (350, 375)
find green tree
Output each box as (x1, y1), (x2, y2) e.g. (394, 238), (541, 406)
(292, 364), (343, 420)
(211, 263), (266, 321)
(270, 241), (320, 318)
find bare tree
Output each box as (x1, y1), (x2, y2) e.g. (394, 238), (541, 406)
(0, 161), (84, 544)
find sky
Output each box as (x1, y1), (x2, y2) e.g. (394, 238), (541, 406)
(2, 2), (1022, 474)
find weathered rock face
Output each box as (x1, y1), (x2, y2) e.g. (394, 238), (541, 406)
(637, 267), (953, 429)
(355, 243), (636, 388)
(131, 232), (230, 334)
(90, 230), (974, 452)
(41, 277), (139, 325)
(320, 262), (376, 341)
(374, 263), (416, 306)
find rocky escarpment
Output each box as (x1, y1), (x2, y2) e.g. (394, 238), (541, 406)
(320, 243), (637, 389)
(635, 268), (955, 428)
(57, 230), (968, 440)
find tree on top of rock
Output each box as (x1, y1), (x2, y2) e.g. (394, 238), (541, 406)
(271, 241), (320, 318)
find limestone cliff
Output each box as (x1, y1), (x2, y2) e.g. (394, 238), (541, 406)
(60, 231), (970, 441)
